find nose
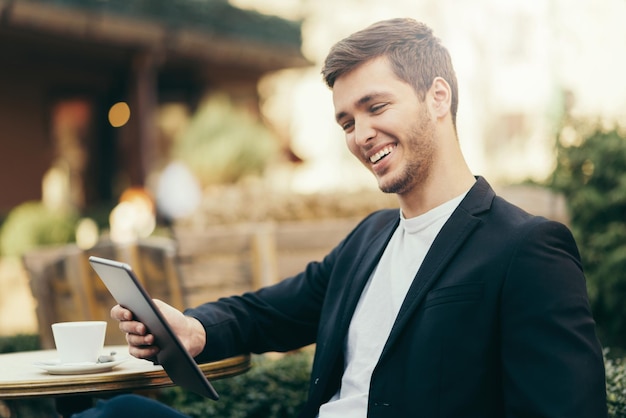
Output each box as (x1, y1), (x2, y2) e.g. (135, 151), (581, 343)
(353, 118), (376, 147)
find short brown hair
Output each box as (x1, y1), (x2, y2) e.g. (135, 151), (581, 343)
(322, 18), (459, 127)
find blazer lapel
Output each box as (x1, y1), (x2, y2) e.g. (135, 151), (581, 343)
(381, 177), (495, 357)
(311, 213), (399, 399)
(336, 215), (400, 337)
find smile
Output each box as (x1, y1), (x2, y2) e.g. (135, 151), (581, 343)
(369, 145), (395, 164)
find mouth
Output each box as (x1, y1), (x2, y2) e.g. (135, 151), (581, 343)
(369, 145), (395, 164)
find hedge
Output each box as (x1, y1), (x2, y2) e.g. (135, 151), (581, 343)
(158, 351), (312, 418)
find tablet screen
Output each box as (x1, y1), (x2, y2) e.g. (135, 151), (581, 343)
(89, 255), (219, 400)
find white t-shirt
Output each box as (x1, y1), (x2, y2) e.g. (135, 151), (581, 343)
(318, 193), (466, 417)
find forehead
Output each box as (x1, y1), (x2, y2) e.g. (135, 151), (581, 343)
(333, 57), (396, 99)
(332, 57), (415, 118)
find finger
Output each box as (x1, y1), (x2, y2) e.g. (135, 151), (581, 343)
(128, 344), (160, 360)
(126, 331), (155, 347)
(118, 319), (148, 336)
(111, 305), (133, 321)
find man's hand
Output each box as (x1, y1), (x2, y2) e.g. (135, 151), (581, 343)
(110, 299), (207, 359)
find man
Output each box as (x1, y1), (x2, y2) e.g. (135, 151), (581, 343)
(78, 18), (607, 417)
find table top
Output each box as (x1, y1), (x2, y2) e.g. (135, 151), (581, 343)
(0, 345), (250, 399)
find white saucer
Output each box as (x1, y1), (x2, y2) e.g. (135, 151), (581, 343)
(33, 358), (127, 375)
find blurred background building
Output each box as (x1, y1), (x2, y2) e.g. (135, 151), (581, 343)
(0, 0), (309, 216)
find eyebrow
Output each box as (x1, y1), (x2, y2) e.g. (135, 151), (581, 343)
(335, 91), (393, 123)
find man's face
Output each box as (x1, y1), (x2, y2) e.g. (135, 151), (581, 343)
(332, 57), (437, 195)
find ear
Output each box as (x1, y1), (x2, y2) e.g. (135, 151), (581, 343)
(427, 77), (452, 119)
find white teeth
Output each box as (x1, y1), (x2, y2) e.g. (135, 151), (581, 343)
(370, 145), (394, 163)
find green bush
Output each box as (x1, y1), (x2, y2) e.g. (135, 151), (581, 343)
(159, 351), (312, 418)
(0, 333), (40, 353)
(606, 350), (626, 417)
(0, 201), (77, 257)
(548, 121), (626, 350)
(174, 93), (279, 186)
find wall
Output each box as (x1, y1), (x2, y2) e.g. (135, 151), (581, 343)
(0, 67), (53, 215)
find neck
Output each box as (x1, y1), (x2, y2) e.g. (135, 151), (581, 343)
(397, 141), (475, 219)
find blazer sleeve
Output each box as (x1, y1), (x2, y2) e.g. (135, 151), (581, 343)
(500, 219), (607, 417)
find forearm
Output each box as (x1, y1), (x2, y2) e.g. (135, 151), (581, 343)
(185, 289), (320, 362)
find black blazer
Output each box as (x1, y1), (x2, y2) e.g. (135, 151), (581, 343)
(188, 177), (607, 417)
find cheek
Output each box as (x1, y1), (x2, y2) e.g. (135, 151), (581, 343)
(345, 135), (363, 160)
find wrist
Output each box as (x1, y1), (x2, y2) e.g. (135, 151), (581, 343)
(185, 315), (206, 358)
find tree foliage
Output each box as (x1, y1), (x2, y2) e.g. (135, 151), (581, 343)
(548, 119), (626, 350)
(174, 94), (279, 186)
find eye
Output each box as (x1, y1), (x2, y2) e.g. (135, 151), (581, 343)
(370, 103), (388, 113)
(340, 120), (354, 133)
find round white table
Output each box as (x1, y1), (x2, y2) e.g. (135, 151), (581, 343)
(0, 345), (250, 417)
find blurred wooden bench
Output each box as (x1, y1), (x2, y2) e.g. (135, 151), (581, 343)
(172, 218), (360, 306)
(23, 237), (184, 348)
(23, 218), (361, 349)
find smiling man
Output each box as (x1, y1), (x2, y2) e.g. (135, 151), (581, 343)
(75, 18), (607, 418)
(331, 55), (473, 216)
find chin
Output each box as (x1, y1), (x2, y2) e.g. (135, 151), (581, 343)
(379, 182), (404, 195)
(378, 174), (413, 195)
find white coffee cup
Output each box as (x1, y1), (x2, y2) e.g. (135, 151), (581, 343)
(51, 321), (107, 364)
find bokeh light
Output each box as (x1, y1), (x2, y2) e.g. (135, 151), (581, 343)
(108, 102), (131, 127)
(75, 217), (100, 250)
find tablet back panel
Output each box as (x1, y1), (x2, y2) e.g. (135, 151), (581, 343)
(88, 256), (219, 400)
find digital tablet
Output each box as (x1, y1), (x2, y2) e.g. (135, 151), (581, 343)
(88, 255), (219, 400)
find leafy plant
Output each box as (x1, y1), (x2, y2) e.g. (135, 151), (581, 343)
(606, 350), (626, 418)
(0, 333), (40, 353)
(174, 94), (279, 186)
(0, 201), (78, 257)
(548, 120), (626, 350)
(159, 350), (312, 418)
